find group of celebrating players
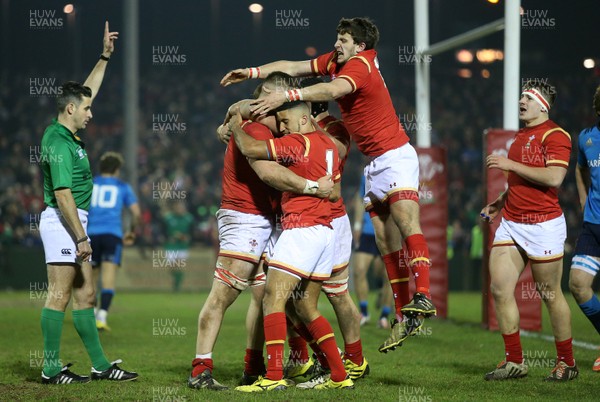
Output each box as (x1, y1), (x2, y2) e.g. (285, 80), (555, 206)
(36, 14), (600, 392)
(188, 17), (439, 392)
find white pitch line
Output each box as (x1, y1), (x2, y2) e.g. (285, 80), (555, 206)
(520, 330), (600, 351)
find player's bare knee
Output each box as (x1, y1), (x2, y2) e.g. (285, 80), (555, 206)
(568, 279), (587, 301)
(490, 282), (512, 303)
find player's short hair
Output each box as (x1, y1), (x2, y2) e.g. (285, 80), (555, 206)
(337, 17), (379, 50)
(521, 80), (556, 109)
(300, 77), (328, 117)
(57, 81), (92, 114)
(593, 85), (600, 116)
(99, 151), (124, 174)
(275, 101), (310, 115)
(264, 71), (298, 91)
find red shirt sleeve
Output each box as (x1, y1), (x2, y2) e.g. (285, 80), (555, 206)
(311, 51), (337, 76)
(337, 55), (371, 92)
(542, 128), (571, 168)
(242, 121), (273, 141)
(267, 134), (306, 165)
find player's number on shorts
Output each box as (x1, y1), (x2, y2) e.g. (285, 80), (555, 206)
(91, 184), (118, 208)
(326, 149), (333, 175)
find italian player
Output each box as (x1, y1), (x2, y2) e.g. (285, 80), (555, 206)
(482, 81), (577, 381)
(38, 22), (137, 384)
(230, 102), (354, 391)
(353, 174), (393, 329)
(221, 17), (435, 353)
(570, 85), (600, 372)
(88, 152), (140, 331)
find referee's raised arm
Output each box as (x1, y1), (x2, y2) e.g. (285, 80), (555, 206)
(83, 21), (119, 101)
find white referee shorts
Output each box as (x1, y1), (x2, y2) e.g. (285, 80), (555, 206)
(268, 225), (334, 281)
(363, 143), (420, 211)
(40, 207), (89, 265)
(331, 214), (352, 272)
(492, 215), (566, 263)
(217, 209), (273, 264)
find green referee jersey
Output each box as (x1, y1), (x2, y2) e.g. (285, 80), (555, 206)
(41, 119), (93, 211)
(164, 212), (194, 251)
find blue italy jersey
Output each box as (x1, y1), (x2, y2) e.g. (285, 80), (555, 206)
(87, 176), (138, 238)
(578, 123), (600, 224)
(360, 175), (375, 235)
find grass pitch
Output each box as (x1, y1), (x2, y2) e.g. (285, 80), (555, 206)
(0, 291), (598, 401)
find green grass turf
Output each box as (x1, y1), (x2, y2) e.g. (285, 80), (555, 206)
(0, 291), (598, 401)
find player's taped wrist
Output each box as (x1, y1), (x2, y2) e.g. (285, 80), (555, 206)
(303, 179), (319, 195)
(248, 67), (261, 79)
(285, 89), (303, 102)
(353, 221), (361, 231)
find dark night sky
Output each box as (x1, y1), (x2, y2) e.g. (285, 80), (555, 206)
(2, 0), (598, 79)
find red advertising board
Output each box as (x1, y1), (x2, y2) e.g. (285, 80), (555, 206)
(414, 147), (448, 318)
(482, 129), (542, 331)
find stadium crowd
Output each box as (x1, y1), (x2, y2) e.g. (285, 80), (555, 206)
(1, 68), (598, 290)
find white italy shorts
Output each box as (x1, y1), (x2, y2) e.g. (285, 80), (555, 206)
(268, 225), (334, 281)
(492, 215), (566, 263)
(40, 207), (89, 265)
(217, 208), (273, 264)
(331, 214), (352, 272)
(363, 143), (420, 212)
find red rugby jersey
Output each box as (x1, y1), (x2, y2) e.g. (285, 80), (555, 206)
(503, 119), (571, 223)
(221, 120), (280, 215)
(266, 130), (340, 229)
(318, 115), (350, 219)
(311, 49), (409, 157)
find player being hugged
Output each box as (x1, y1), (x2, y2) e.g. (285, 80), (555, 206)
(230, 102), (354, 392)
(481, 81), (577, 381)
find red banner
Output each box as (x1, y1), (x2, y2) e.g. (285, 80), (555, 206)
(482, 129), (542, 331)
(413, 147), (448, 318)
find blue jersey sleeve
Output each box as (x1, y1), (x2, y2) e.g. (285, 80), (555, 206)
(123, 183), (138, 207)
(578, 129), (588, 168)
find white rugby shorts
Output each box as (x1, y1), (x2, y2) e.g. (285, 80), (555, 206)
(217, 208), (273, 263)
(493, 215), (566, 262)
(363, 143), (420, 211)
(268, 225), (334, 281)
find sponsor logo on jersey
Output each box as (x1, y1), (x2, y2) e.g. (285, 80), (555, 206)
(61, 248), (72, 255)
(586, 138), (593, 147)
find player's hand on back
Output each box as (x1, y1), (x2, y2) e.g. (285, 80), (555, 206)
(228, 110), (243, 132)
(217, 124), (232, 144)
(315, 175), (333, 198)
(220, 68), (250, 87)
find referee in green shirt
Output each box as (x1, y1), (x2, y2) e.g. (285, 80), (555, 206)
(38, 22), (137, 384)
